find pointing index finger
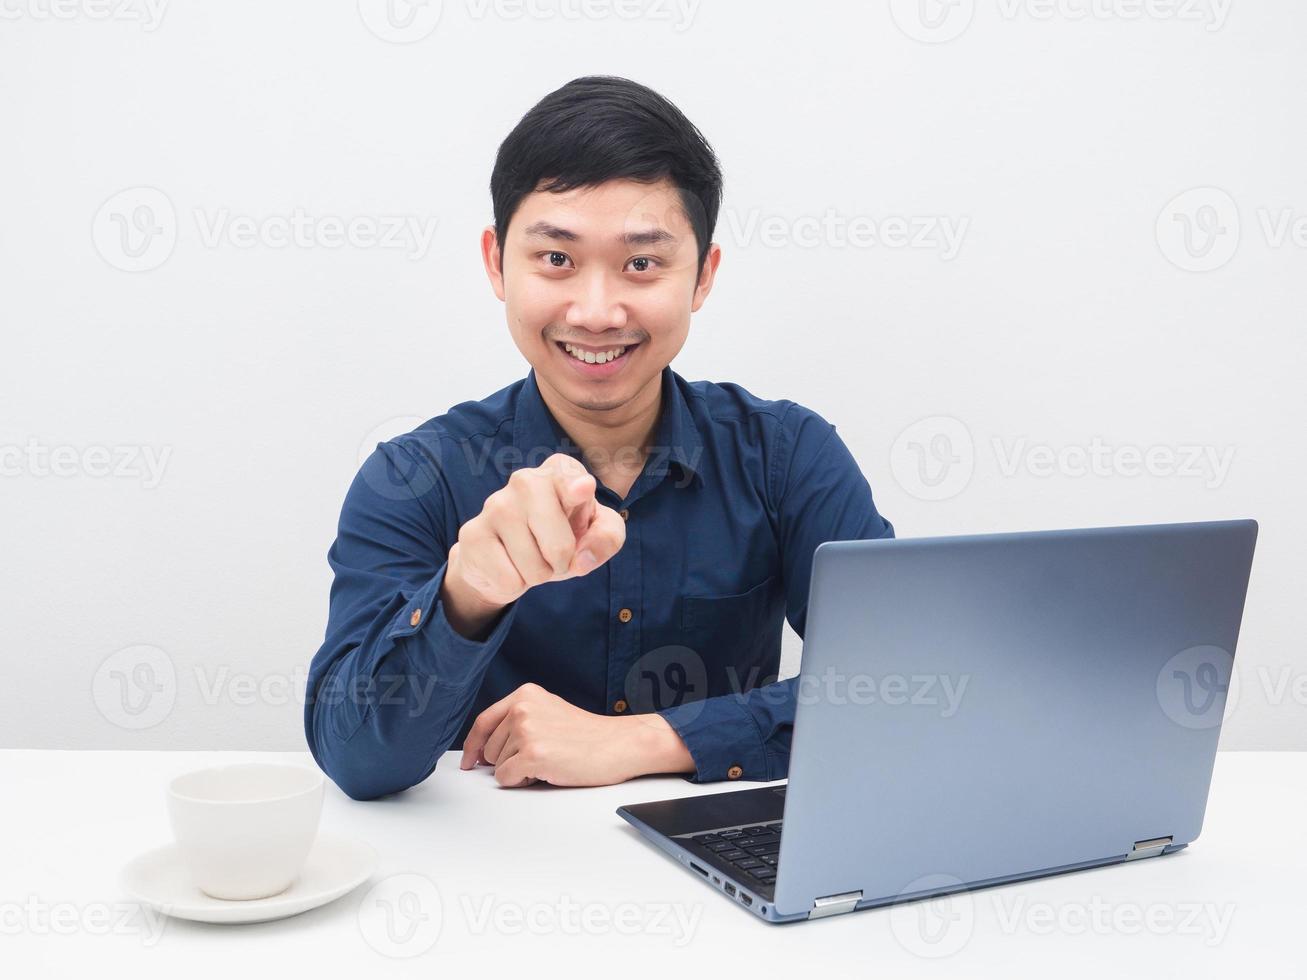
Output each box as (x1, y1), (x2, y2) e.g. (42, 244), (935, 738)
(548, 460), (596, 539)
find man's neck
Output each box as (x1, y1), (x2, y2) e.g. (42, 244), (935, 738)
(536, 371), (663, 493)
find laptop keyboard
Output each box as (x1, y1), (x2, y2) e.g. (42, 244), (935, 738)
(689, 821), (782, 887)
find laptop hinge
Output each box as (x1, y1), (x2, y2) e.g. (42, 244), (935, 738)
(1125, 836), (1173, 861)
(809, 890), (862, 919)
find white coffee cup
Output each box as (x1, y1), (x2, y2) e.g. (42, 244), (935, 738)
(167, 763), (325, 901)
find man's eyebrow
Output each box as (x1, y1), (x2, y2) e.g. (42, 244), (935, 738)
(522, 221), (579, 243)
(623, 227), (679, 249)
(521, 221), (679, 249)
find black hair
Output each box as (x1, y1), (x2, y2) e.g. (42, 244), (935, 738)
(490, 75), (723, 274)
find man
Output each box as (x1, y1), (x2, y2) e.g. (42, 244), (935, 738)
(304, 75), (893, 801)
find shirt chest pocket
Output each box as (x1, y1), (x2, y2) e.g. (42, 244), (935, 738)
(680, 574), (782, 692)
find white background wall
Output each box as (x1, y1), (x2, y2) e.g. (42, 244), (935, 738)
(1, 0), (1301, 751)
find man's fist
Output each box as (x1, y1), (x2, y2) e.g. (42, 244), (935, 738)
(444, 453), (626, 617)
(459, 682), (694, 787)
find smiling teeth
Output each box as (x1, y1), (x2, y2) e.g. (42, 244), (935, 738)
(564, 343), (626, 364)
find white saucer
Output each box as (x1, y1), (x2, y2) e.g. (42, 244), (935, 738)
(119, 834), (378, 924)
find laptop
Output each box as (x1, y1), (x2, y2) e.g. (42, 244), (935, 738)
(617, 519), (1258, 923)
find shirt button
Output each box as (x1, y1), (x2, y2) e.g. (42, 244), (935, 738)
(613, 699), (628, 713)
(619, 508), (629, 521)
(410, 609), (422, 627)
(618, 607), (633, 623)
(727, 765), (743, 780)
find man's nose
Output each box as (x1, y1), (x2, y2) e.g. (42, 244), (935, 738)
(564, 270), (628, 332)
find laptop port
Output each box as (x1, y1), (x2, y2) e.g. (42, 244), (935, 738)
(724, 883), (736, 897)
(689, 862), (708, 877)
(740, 893), (753, 907)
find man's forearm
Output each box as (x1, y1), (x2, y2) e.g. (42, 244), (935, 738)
(308, 656), (477, 800)
(657, 676), (799, 783)
(306, 563), (520, 799)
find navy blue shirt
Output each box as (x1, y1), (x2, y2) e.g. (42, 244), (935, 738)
(304, 365), (893, 800)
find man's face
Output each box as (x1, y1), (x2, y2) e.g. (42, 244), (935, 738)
(483, 176), (720, 414)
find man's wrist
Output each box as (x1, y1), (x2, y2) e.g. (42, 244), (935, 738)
(440, 544), (510, 641)
(624, 712), (695, 778)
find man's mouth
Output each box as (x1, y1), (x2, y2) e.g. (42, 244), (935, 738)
(554, 341), (638, 365)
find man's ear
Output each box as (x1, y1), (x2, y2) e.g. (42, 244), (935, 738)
(690, 242), (722, 313)
(482, 225), (506, 302)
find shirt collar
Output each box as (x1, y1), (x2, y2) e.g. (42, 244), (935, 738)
(512, 365), (705, 490)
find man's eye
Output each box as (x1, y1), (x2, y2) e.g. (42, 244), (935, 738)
(627, 256), (658, 273)
(543, 251), (571, 268)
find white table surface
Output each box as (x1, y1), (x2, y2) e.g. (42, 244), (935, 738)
(3, 749), (1301, 977)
